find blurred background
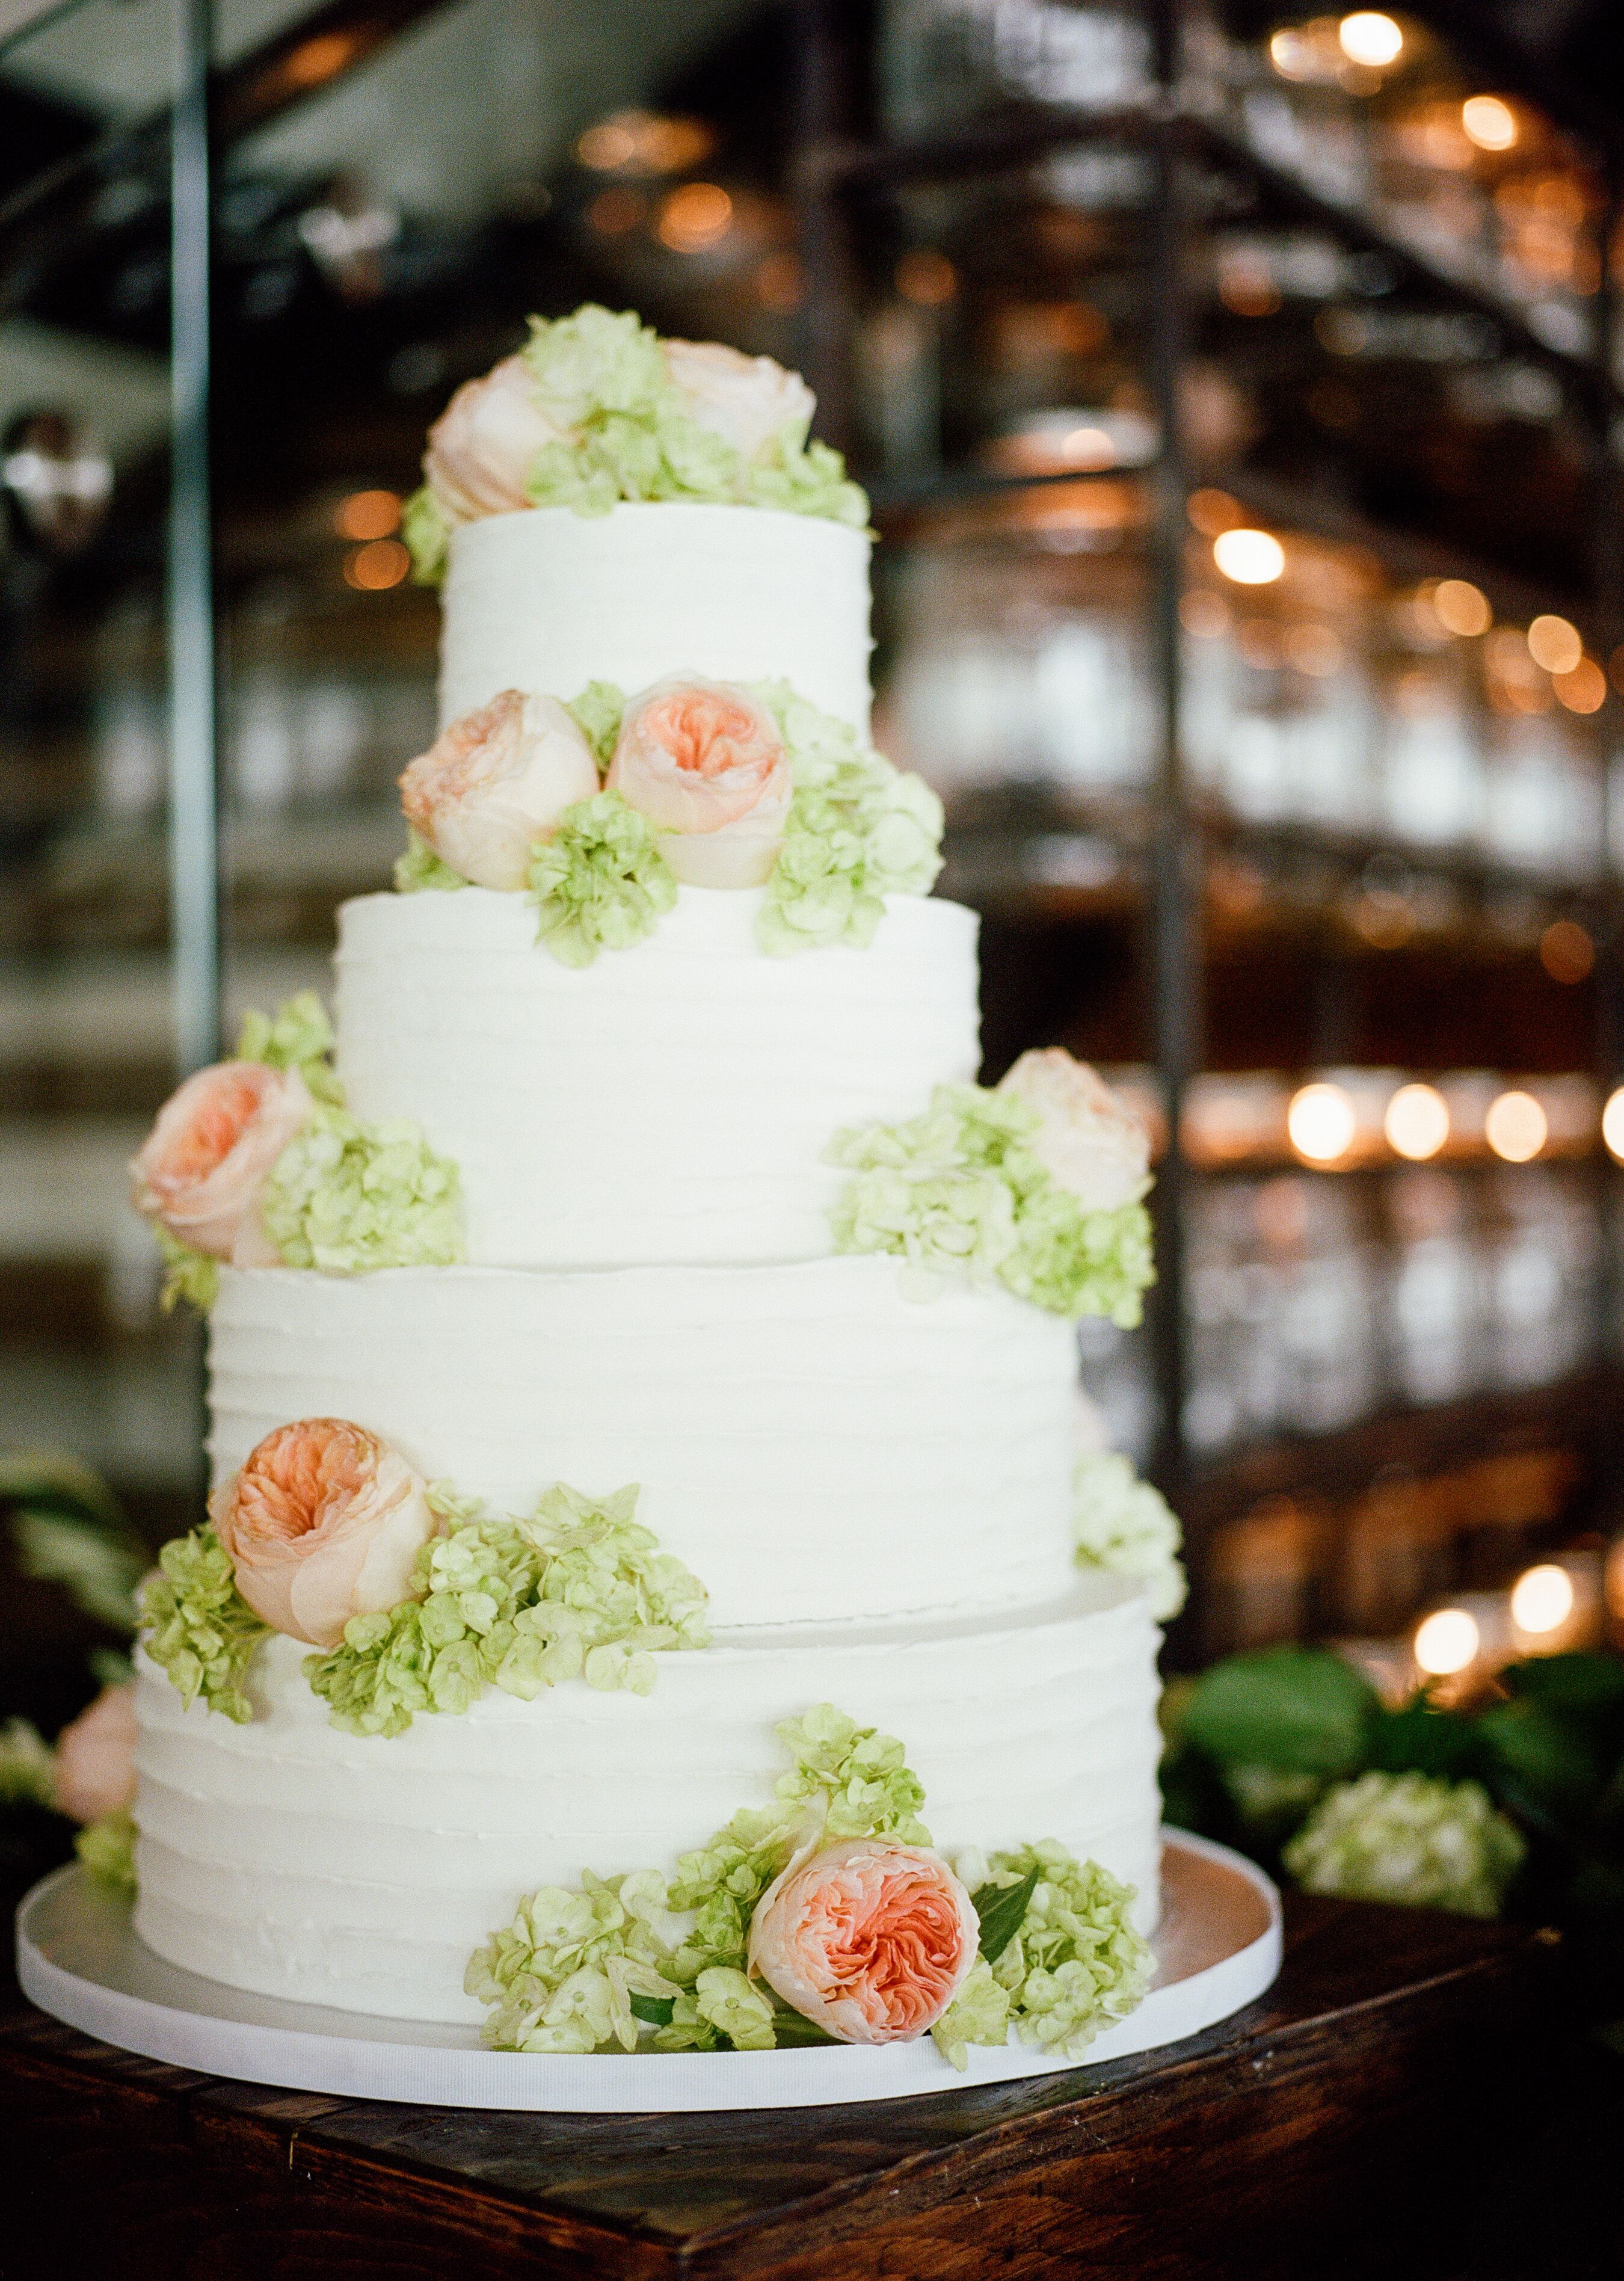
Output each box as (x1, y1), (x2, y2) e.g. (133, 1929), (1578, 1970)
(5, 0), (1624, 1721)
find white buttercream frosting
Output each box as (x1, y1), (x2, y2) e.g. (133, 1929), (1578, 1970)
(206, 1259), (1080, 1630)
(438, 503), (875, 734)
(334, 887), (980, 1270)
(132, 1578), (1163, 2024)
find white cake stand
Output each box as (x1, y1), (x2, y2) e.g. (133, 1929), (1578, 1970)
(16, 1830), (1279, 2113)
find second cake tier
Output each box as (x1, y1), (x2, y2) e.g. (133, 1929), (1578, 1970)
(208, 1260), (1083, 1630)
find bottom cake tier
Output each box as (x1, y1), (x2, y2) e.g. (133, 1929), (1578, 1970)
(132, 1577), (1163, 2026)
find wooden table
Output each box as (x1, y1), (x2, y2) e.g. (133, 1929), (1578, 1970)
(0, 1893), (1583, 2279)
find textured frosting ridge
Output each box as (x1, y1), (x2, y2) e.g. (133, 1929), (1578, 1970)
(335, 887), (980, 1269)
(206, 1259), (1080, 1631)
(438, 503), (875, 734)
(132, 1581), (1164, 2025)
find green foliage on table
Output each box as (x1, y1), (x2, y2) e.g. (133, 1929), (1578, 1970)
(0, 1449), (146, 1634)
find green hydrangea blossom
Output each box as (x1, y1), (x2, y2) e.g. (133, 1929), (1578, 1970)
(1072, 1451), (1187, 1621)
(395, 830), (469, 893)
(304, 1482), (710, 1739)
(744, 432), (869, 528)
(466, 1868), (683, 2054)
(527, 790), (678, 967)
(828, 1083), (1155, 1323)
(137, 1525), (270, 1723)
(402, 484), (451, 583)
(76, 1809), (137, 1892)
(1283, 1772), (1525, 1919)
(751, 681), (943, 955)
(470, 1704), (929, 2056)
(153, 1224), (220, 1312)
(565, 679), (626, 770)
(260, 1107), (464, 1274)
(933, 1842), (1152, 2068)
(0, 1717), (55, 1809)
(235, 989), (344, 1106)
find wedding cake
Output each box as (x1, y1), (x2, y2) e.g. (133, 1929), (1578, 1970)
(123, 310), (1180, 2069)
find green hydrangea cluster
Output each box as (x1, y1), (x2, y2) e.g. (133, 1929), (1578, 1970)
(137, 1525), (270, 1723)
(752, 681), (944, 955)
(395, 830), (469, 893)
(401, 307), (867, 583)
(468, 1704), (930, 2056)
(0, 1716), (55, 1809)
(565, 679), (627, 768)
(932, 1842), (1154, 2070)
(304, 1483), (711, 1740)
(76, 1809), (137, 1892)
(1073, 1451), (1187, 1621)
(235, 991), (344, 1104)
(260, 1108), (464, 1273)
(1283, 1771), (1525, 1919)
(828, 1083), (1155, 1323)
(527, 790), (678, 966)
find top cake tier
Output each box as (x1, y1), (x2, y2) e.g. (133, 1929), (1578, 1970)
(439, 504), (874, 735)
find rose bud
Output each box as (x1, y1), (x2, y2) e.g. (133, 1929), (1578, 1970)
(662, 339), (816, 469)
(399, 691), (601, 891)
(606, 677), (792, 888)
(998, 1048), (1152, 1213)
(423, 353), (568, 523)
(748, 1838), (977, 2046)
(131, 1060), (315, 1266)
(53, 1683), (137, 1825)
(212, 1417), (438, 1649)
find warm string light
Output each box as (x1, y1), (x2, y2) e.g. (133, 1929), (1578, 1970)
(1287, 1083), (1356, 1164)
(1462, 94), (1518, 152)
(1484, 1090), (1547, 1163)
(1338, 13), (1403, 69)
(1527, 614), (1582, 674)
(1603, 1088), (1624, 1164)
(1413, 1607), (1479, 1677)
(1385, 1083), (1450, 1162)
(1213, 528), (1285, 585)
(1510, 1564), (1574, 1637)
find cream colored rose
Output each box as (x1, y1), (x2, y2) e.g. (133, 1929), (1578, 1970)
(400, 691), (600, 890)
(131, 1060), (314, 1265)
(749, 1838), (977, 2045)
(606, 676), (792, 888)
(662, 339), (815, 467)
(999, 1048), (1151, 1213)
(53, 1682), (137, 1824)
(211, 1417), (438, 1649)
(423, 353), (567, 523)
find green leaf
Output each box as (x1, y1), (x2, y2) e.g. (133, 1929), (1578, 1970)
(1368, 1694), (1478, 1781)
(973, 1864), (1041, 1964)
(1503, 1652), (1624, 1732)
(629, 1992), (675, 2027)
(768, 2008), (840, 2047)
(1181, 1646), (1378, 1776)
(1476, 1698), (1607, 1820)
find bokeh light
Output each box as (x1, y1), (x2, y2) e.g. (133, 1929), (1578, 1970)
(1602, 1087), (1624, 1163)
(1540, 919), (1595, 984)
(334, 488), (399, 541)
(1510, 1564), (1574, 1637)
(656, 182), (733, 253)
(1288, 1082), (1357, 1163)
(1527, 614), (1582, 674)
(1414, 1607), (1480, 1676)
(1462, 95), (1518, 152)
(1385, 1083), (1450, 1161)
(1338, 13), (1403, 68)
(343, 538), (409, 591)
(1431, 578), (1491, 636)
(1485, 1089), (1547, 1162)
(1213, 528), (1285, 585)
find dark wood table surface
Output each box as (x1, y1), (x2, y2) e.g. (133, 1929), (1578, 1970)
(0, 1889), (1614, 2280)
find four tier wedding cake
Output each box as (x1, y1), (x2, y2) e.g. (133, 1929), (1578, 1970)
(123, 309), (1181, 2071)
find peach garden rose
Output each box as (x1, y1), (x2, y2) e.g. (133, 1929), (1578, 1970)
(423, 352), (568, 523)
(212, 1417), (438, 1649)
(400, 690), (600, 889)
(662, 339), (816, 467)
(131, 1059), (314, 1265)
(52, 1681), (137, 1824)
(748, 1837), (977, 2045)
(998, 1048), (1151, 1214)
(606, 676), (792, 888)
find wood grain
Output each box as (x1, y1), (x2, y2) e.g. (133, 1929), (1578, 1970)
(0, 1896), (1561, 2279)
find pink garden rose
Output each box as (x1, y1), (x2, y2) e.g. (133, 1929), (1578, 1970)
(131, 1060), (314, 1265)
(53, 1682), (137, 1825)
(748, 1838), (977, 2045)
(212, 1418), (438, 1649)
(400, 690), (600, 889)
(606, 676), (792, 887)
(998, 1048), (1151, 1213)
(423, 353), (567, 523)
(662, 339), (815, 467)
